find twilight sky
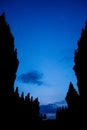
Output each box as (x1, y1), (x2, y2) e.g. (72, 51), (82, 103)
(0, 0), (87, 106)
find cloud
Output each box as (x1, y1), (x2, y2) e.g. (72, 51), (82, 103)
(18, 70), (43, 86)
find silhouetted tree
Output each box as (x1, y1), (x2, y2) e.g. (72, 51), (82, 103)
(63, 21), (87, 129)
(0, 12), (19, 129)
(65, 82), (79, 112)
(56, 106), (68, 129)
(0, 12), (42, 129)
(72, 21), (87, 129)
(0, 12), (19, 97)
(73, 21), (87, 100)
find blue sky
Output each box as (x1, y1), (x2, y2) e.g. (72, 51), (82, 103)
(0, 0), (87, 108)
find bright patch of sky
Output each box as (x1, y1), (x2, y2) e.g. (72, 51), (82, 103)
(0, 0), (87, 105)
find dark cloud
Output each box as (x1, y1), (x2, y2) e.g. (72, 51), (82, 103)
(40, 100), (67, 119)
(18, 70), (43, 86)
(40, 100), (67, 114)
